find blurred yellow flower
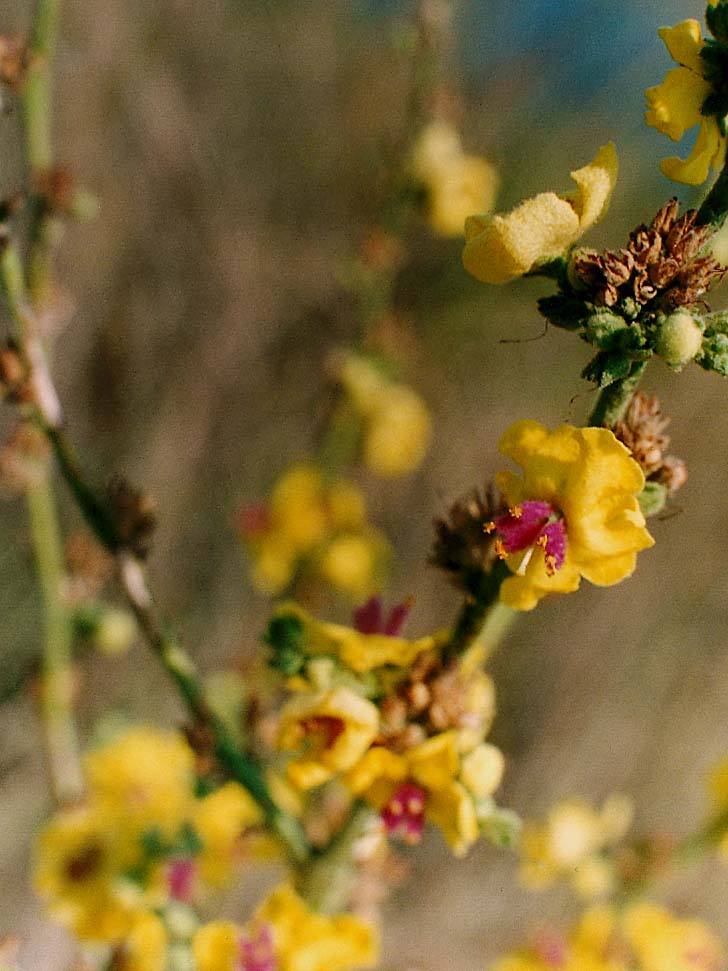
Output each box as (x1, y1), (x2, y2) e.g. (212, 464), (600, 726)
(240, 463), (389, 598)
(34, 806), (143, 943)
(520, 795), (633, 899)
(194, 782), (263, 886)
(84, 726), (196, 841)
(490, 421), (653, 610)
(117, 911), (169, 971)
(645, 18), (726, 184)
(624, 902), (726, 971)
(411, 120), (499, 237)
(338, 355), (432, 477)
(463, 143), (617, 284)
(347, 731), (503, 856)
(277, 686), (380, 790)
(192, 885), (378, 971)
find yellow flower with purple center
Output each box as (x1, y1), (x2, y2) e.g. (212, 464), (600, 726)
(277, 686), (380, 790)
(645, 5), (728, 185)
(346, 731), (504, 856)
(462, 144), (617, 284)
(488, 421), (654, 611)
(192, 885), (378, 971)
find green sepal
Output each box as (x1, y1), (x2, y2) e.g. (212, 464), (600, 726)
(537, 292), (589, 331)
(265, 613), (306, 675)
(697, 331), (728, 376)
(706, 4), (728, 48)
(638, 481), (668, 518)
(582, 350), (633, 388)
(478, 802), (522, 849)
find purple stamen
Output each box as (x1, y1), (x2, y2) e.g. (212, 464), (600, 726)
(489, 501), (566, 576)
(353, 596), (412, 636)
(167, 858), (196, 902)
(381, 782), (426, 845)
(238, 923), (277, 971)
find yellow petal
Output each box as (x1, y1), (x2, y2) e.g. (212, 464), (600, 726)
(426, 781), (479, 856)
(660, 116), (724, 185)
(345, 746), (408, 797)
(569, 142), (618, 232)
(461, 743), (505, 798)
(658, 20), (705, 74)
(407, 732), (460, 791)
(463, 192), (579, 284)
(646, 67), (711, 141)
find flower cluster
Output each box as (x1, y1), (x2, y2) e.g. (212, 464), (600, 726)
(336, 353), (432, 478)
(410, 119), (499, 237)
(645, 1), (728, 185)
(492, 903), (726, 971)
(238, 464), (389, 598)
(519, 795), (634, 900)
(487, 421), (653, 611)
(267, 597), (512, 856)
(35, 727), (263, 945)
(35, 727), (377, 971)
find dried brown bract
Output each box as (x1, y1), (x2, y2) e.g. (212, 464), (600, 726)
(431, 482), (504, 589)
(614, 392), (687, 496)
(573, 199), (725, 312)
(106, 477), (157, 558)
(0, 35), (27, 91)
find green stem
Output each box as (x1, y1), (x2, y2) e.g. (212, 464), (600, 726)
(587, 360), (647, 428)
(26, 476), (83, 803)
(445, 560), (511, 662)
(22, 0), (61, 304)
(296, 803), (374, 913)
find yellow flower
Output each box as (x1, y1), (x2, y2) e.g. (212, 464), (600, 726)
(338, 355), (432, 477)
(624, 902), (726, 971)
(645, 18), (727, 185)
(411, 120), (499, 237)
(490, 421), (653, 611)
(84, 726), (196, 841)
(116, 911), (169, 971)
(34, 806), (143, 943)
(347, 731), (502, 856)
(463, 143), (617, 284)
(194, 782), (263, 886)
(277, 686), (380, 790)
(519, 795), (633, 899)
(192, 886), (378, 971)
(318, 533), (380, 598)
(272, 601), (437, 674)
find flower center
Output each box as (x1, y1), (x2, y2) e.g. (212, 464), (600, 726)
(167, 857), (196, 902)
(486, 501), (566, 577)
(381, 782), (426, 844)
(300, 715), (346, 754)
(238, 923), (277, 971)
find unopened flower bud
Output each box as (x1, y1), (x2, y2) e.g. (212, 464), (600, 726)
(93, 608), (137, 655)
(655, 311), (703, 370)
(584, 310), (627, 348)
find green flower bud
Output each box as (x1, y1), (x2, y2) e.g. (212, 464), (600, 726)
(637, 481), (668, 518)
(655, 311), (703, 370)
(94, 608), (137, 655)
(698, 331), (728, 376)
(584, 311), (627, 348)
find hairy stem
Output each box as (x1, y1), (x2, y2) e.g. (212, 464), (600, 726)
(444, 560), (511, 662)
(587, 360), (647, 428)
(697, 162), (728, 228)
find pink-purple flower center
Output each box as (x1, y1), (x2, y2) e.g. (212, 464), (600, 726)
(237, 923), (277, 971)
(487, 501), (566, 577)
(381, 782), (426, 844)
(167, 858), (196, 902)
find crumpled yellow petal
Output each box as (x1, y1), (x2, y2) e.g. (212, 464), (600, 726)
(408, 732), (461, 792)
(646, 67), (711, 141)
(463, 144), (617, 284)
(426, 781), (480, 856)
(568, 142), (619, 232)
(660, 116), (726, 185)
(658, 20), (705, 74)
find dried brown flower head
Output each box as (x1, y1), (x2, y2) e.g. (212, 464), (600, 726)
(574, 199), (725, 312)
(106, 477), (157, 558)
(431, 482), (505, 590)
(613, 392), (687, 496)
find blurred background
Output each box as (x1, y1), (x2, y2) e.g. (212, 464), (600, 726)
(3, 0), (728, 967)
